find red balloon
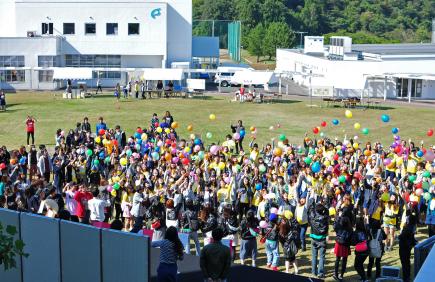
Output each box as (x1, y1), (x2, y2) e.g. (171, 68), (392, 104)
(415, 182), (422, 189)
(320, 121), (327, 127)
(154, 122), (159, 127)
(334, 154), (339, 161)
(312, 127), (319, 134)
(0, 163), (5, 170)
(394, 146), (402, 154)
(182, 158), (190, 165)
(354, 171), (362, 180)
(171, 143), (177, 148)
(99, 129), (106, 136)
(422, 148), (427, 155)
(427, 129), (434, 137)
(136, 128), (143, 134)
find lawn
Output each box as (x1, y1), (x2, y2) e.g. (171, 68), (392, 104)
(0, 92), (434, 150)
(0, 91), (431, 280)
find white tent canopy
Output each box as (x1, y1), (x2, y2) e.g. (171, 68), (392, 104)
(142, 68), (183, 81)
(231, 71), (277, 85)
(52, 68), (93, 80)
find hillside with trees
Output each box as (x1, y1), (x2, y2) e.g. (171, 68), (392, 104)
(193, 0), (435, 61)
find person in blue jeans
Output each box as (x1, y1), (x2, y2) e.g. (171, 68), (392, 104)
(308, 201), (329, 278)
(263, 213), (280, 271)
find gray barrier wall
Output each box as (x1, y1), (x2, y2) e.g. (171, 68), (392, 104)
(0, 209), (22, 282)
(0, 208), (150, 282)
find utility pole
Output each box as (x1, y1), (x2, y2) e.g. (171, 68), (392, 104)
(294, 31), (308, 49)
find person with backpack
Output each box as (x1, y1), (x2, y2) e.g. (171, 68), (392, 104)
(333, 215), (352, 281)
(279, 214), (301, 274)
(180, 198), (201, 255)
(308, 200), (329, 278)
(261, 212), (280, 271)
(352, 217), (370, 282)
(367, 221), (387, 280)
(239, 210), (259, 267)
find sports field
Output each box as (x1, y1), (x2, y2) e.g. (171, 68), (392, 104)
(0, 91), (434, 150)
(0, 91), (431, 280)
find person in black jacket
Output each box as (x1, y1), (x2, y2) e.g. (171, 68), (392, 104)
(217, 204), (239, 262)
(262, 213), (280, 271)
(367, 223), (387, 280)
(279, 216), (301, 274)
(239, 210), (259, 266)
(399, 213), (418, 282)
(308, 201), (329, 278)
(199, 203), (218, 246)
(179, 199), (201, 256)
(352, 217), (370, 282)
(333, 215), (352, 281)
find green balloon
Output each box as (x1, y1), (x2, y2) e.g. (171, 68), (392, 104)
(424, 192), (431, 202)
(259, 164), (266, 173)
(126, 149), (132, 157)
(339, 175), (346, 183)
(104, 156), (111, 163)
(309, 148), (316, 155)
(304, 157), (312, 165)
(113, 183), (120, 190)
(337, 150), (343, 156)
(198, 151), (205, 159)
(86, 149), (93, 156)
(423, 181), (430, 191)
(362, 128), (369, 135)
(423, 171), (431, 178)
(206, 132), (213, 139)
(409, 175), (416, 183)
(93, 159), (100, 165)
(279, 134), (286, 141)
(297, 148), (303, 154)
(236, 164), (241, 171)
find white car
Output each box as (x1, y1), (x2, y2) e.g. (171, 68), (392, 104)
(214, 66), (253, 87)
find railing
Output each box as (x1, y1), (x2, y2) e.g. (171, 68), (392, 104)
(414, 235), (435, 277)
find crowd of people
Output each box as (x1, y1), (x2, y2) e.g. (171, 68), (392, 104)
(1, 111), (434, 282)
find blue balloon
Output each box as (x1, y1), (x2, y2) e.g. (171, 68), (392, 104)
(151, 152), (159, 160)
(332, 119), (339, 125)
(154, 146), (160, 152)
(99, 151), (105, 158)
(134, 132), (141, 139)
(381, 114), (390, 123)
(392, 127), (399, 134)
(255, 183), (262, 191)
(311, 162), (321, 173)
(417, 150), (424, 158)
(240, 130), (246, 138)
(194, 138), (201, 145)
(19, 157), (26, 165)
(137, 138), (142, 144)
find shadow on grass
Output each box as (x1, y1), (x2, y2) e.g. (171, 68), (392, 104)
(191, 95), (221, 101)
(263, 100), (302, 105)
(328, 105), (396, 111)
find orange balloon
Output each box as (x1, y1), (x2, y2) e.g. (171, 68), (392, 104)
(364, 150), (371, 156)
(171, 122), (179, 129)
(187, 125), (193, 131)
(273, 147), (283, 156)
(164, 153), (172, 162)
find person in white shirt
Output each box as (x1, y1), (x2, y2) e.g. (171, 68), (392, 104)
(87, 190), (111, 223)
(64, 183), (78, 218)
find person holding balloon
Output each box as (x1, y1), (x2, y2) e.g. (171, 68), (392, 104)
(231, 120), (245, 154)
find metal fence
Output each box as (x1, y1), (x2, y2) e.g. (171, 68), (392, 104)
(0, 208), (150, 282)
(414, 235), (435, 277)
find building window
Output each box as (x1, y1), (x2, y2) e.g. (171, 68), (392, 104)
(85, 23), (96, 35)
(128, 23), (140, 35)
(38, 71), (53, 82)
(0, 70), (25, 82)
(93, 71), (121, 79)
(63, 23), (75, 35)
(42, 23), (53, 35)
(38, 56), (57, 67)
(106, 23), (118, 35)
(0, 56), (25, 67)
(411, 79), (422, 98)
(65, 55), (121, 68)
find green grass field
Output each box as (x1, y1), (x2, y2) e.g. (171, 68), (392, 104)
(0, 92), (434, 150)
(0, 91), (431, 280)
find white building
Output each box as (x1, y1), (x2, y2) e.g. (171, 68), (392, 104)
(276, 36), (435, 101)
(0, 0), (217, 90)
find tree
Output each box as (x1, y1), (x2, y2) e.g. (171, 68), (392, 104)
(247, 24), (266, 62)
(0, 222), (28, 271)
(263, 22), (295, 60)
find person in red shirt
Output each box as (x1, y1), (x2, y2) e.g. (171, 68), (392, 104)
(25, 116), (37, 145)
(73, 185), (93, 223)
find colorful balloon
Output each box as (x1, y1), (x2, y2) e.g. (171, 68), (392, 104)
(332, 119), (339, 125)
(345, 110), (353, 119)
(320, 121), (327, 127)
(206, 132), (213, 139)
(362, 128), (369, 135)
(381, 114), (390, 123)
(209, 114), (216, 120)
(392, 128), (399, 134)
(354, 123), (361, 130)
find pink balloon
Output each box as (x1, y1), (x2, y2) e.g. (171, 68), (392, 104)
(107, 186), (113, 192)
(384, 158), (392, 166)
(270, 207), (278, 214)
(274, 156), (281, 163)
(210, 145), (219, 155)
(425, 150), (435, 162)
(157, 141), (163, 147)
(194, 145), (201, 153)
(233, 133), (240, 140)
(224, 177), (230, 184)
(172, 157), (179, 164)
(259, 220), (268, 228)
(416, 188), (424, 196)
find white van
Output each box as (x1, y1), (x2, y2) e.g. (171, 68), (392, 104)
(214, 66), (253, 87)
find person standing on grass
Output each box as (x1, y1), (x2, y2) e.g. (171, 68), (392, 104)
(333, 215), (352, 282)
(95, 78), (102, 95)
(0, 90), (5, 111)
(25, 116), (36, 145)
(352, 217), (370, 282)
(308, 200), (329, 279)
(230, 120), (245, 154)
(399, 213), (418, 282)
(200, 227), (231, 282)
(95, 117), (107, 134)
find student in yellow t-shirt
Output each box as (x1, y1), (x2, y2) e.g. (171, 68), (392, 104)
(383, 196), (399, 251)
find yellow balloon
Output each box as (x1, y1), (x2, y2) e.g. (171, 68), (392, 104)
(353, 143), (359, 149)
(284, 210), (293, 219)
(329, 207), (336, 216)
(354, 123), (361, 130)
(324, 160), (331, 167)
(184, 147), (191, 153)
(141, 133), (148, 140)
(345, 110), (353, 119)
(95, 136), (101, 143)
(189, 133), (195, 140)
(218, 162), (225, 170)
(432, 178), (435, 185)
(164, 128), (171, 134)
(120, 158), (127, 166)
(209, 114), (216, 120)
(156, 127), (162, 133)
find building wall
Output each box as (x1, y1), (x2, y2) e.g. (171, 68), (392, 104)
(0, 0), (16, 37)
(276, 49), (435, 99)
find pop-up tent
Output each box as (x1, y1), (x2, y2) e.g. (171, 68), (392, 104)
(142, 68), (183, 81)
(231, 71), (278, 86)
(52, 67), (93, 80)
